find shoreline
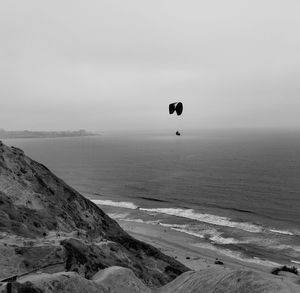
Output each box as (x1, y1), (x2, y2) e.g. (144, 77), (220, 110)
(117, 219), (285, 274)
(94, 202), (300, 269)
(117, 218), (300, 286)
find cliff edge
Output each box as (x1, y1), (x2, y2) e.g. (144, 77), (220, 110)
(0, 140), (188, 288)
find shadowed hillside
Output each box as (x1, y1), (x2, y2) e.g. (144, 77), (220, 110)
(0, 141), (188, 288)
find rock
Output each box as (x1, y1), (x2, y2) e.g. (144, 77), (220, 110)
(214, 259), (224, 265)
(157, 267), (300, 293)
(0, 268), (152, 293)
(93, 266), (151, 293)
(12, 272), (107, 293)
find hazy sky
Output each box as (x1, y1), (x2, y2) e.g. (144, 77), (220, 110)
(1, 0), (300, 132)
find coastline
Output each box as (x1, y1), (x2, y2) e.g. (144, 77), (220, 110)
(91, 199), (300, 270)
(117, 219), (273, 273)
(116, 219), (300, 286)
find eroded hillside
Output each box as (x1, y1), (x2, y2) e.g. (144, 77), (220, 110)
(0, 141), (188, 288)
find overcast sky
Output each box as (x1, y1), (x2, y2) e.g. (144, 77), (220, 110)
(1, 0), (300, 132)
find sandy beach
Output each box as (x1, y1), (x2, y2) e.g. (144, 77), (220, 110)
(117, 219), (300, 285)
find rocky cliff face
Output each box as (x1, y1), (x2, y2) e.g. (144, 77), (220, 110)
(0, 141), (188, 288)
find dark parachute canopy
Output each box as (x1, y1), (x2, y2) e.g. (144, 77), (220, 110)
(169, 102), (183, 116)
(169, 102), (183, 136)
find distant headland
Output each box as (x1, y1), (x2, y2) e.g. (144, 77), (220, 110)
(0, 129), (98, 139)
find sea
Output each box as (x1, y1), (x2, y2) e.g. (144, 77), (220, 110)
(3, 128), (300, 268)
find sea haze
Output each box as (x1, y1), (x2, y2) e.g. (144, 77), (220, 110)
(3, 128), (300, 266)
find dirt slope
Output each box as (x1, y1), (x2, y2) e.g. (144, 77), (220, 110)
(0, 141), (188, 288)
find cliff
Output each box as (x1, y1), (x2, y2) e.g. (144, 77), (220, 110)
(0, 140), (188, 288)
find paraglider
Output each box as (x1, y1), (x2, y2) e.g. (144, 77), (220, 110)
(169, 102), (183, 116)
(169, 102), (183, 136)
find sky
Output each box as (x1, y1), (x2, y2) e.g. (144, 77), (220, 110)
(1, 0), (300, 132)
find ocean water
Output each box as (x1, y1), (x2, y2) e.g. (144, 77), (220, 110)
(3, 128), (300, 267)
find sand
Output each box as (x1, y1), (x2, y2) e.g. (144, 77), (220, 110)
(118, 219), (300, 286)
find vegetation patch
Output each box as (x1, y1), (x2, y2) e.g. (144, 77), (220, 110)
(271, 265), (299, 276)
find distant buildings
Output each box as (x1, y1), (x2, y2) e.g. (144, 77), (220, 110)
(0, 129), (97, 139)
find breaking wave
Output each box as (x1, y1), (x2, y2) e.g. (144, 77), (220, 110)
(91, 199), (139, 209)
(93, 201), (297, 238)
(121, 218), (161, 225)
(140, 207), (263, 233)
(269, 229), (294, 236)
(159, 223), (206, 238)
(159, 223), (244, 244)
(107, 212), (130, 219)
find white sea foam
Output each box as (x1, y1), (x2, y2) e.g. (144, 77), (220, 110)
(140, 207), (262, 233)
(91, 199), (139, 209)
(107, 213), (161, 225)
(107, 212), (130, 219)
(94, 201), (296, 241)
(159, 223), (243, 244)
(159, 223), (215, 239)
(210, 235), (242, 245)
(159, 223), (202, 237)
(170, 228), (206, 238)
(291, 260), (300, 265)
(270, 244), (300, 253)
(159, 223), (189, 229)
(120, 218), (161, 225)
(269, 229), (294, 236)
